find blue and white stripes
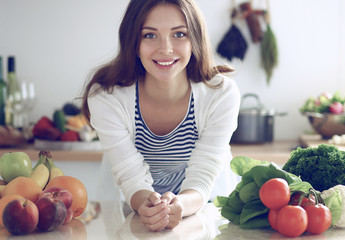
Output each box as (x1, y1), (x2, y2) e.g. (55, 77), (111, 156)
(134, 82), (198, 194)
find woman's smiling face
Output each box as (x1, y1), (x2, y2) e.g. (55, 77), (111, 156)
(139, 4), (192, 84)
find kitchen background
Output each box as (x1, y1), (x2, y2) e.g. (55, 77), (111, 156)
(0, 0), (345, 141)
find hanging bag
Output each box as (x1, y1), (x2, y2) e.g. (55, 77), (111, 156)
(217, 1), (248, 61)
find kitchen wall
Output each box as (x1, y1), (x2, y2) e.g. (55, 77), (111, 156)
(0, 0), (344, 140)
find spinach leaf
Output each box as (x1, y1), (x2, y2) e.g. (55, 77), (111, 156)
(240, 199), (268, 224)
(251, 163), (301, 187)
(240, 213), (270, 229)
(221, 204), (241, 225)
(230, 156), (269, 176)
(227, 191), (245, 213)
(235, 170), (254, 192)
(239, 182), (260, 203)
(213, 196), (229, 208)
(289, 181), (313, 194)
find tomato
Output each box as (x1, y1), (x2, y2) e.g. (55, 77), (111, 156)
(268, 209), (280, 231)
(304, 204), (332, 234)
(290, 192), (315, 207)
(277, 205), (308, 238)
(259, 178), (290, 210)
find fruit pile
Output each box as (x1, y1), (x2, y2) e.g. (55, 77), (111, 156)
(0, 151), (88, 235)
(32, 102), (97, 142)
(300, 91), (345, 114)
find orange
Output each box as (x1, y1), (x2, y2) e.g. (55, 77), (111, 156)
(2, 177), (42, 203)
(0, 194), (24, 227)
(46, 176), (88, 217)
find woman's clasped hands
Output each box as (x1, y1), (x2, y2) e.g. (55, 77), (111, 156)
(137, 191), (183, 231)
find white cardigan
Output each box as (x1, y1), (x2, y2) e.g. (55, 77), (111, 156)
(88, 74), (241, 206)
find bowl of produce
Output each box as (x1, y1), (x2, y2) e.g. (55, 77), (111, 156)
(300, 92), (345, 139)
(32, 102), (100, 150)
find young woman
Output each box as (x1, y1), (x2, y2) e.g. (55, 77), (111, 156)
(82, 0), (240, 231)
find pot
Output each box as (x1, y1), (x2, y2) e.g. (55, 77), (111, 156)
(231, 93), (286, 144)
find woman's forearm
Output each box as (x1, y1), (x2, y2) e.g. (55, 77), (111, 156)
(177, 189), (203, 217)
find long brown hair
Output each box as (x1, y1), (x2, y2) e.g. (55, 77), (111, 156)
(81, 0), (233, 121)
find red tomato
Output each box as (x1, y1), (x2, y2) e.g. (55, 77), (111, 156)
(304, 204), (332, 234)
(259, 178), (290, 210)
(277, 205), (308, 238)
(268, 209), (280, 231)
(290, 192), (315, 208)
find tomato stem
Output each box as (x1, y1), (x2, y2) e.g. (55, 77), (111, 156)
(308, 188), (323, 205)
(297, 192), (308, 206)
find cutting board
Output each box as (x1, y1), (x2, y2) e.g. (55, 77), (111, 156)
(299, 134), (345, 151)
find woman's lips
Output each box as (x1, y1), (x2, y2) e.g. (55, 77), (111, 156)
(157, 60), (175, 66)
(153, 59), (178, 68)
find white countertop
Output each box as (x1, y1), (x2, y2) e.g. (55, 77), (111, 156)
(2, 201), (345, 240)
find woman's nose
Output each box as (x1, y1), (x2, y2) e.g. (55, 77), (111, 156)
(158, 37), (173, 54)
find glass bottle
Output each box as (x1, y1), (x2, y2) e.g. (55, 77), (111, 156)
(0, 56), (7, 125)
(6, 56), (22, 128)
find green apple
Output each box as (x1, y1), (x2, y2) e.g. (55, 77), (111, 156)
(0, 152), (32, 183)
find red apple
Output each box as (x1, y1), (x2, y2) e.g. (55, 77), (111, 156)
(39, 186), (73, 210)
(2, 198), (39, 235)
(36, 196), (67, 232)
(63, 207), (74, 225)
(329, 102), (344, 114)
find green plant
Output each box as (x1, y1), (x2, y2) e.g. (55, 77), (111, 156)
(282, 144), (345, 192)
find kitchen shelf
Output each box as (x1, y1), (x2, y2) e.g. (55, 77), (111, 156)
(299, 134), (345, 151)
(0, 140), (301, 164)
(231, 140), (298, 166)
(0, 143), (103, 162)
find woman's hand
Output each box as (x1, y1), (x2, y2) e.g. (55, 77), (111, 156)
(132, 189), (202, 231)
(136, 192), (170, 231)
(162, 189), (203, 229)
(161, 192), (183, 229)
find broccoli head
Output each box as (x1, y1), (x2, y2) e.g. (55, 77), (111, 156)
(282, 144), (345, 191)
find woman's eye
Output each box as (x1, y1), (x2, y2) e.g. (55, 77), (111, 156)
(174, 32), (186, 38)
(143, 33), (156, 39)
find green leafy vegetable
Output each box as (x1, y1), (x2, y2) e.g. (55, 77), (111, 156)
(228, 191), (245, 213)
(240, 214), (269, 229)
(250, 163), (301, 187)
(214, 156), (313, 229)
(213, 196), (229, 208)
(283, 144), (345, 191)
(221, 204), (241, 225)
(321, 185), (345, 227)
(239, 199), (268, 225)
(260, 24), (278, 85)
(239, 182), (260, 203)
(230, 156), (269, 176)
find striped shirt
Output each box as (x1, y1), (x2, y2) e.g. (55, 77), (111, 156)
(134, 82), (199, 195)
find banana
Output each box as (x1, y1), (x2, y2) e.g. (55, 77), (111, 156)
(30, 151), (50, 189)
(29, 150), (64, 189)
(44, 152), (64, 184)
(49, 164), (64, 181)
(30, 163), (49, 190)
